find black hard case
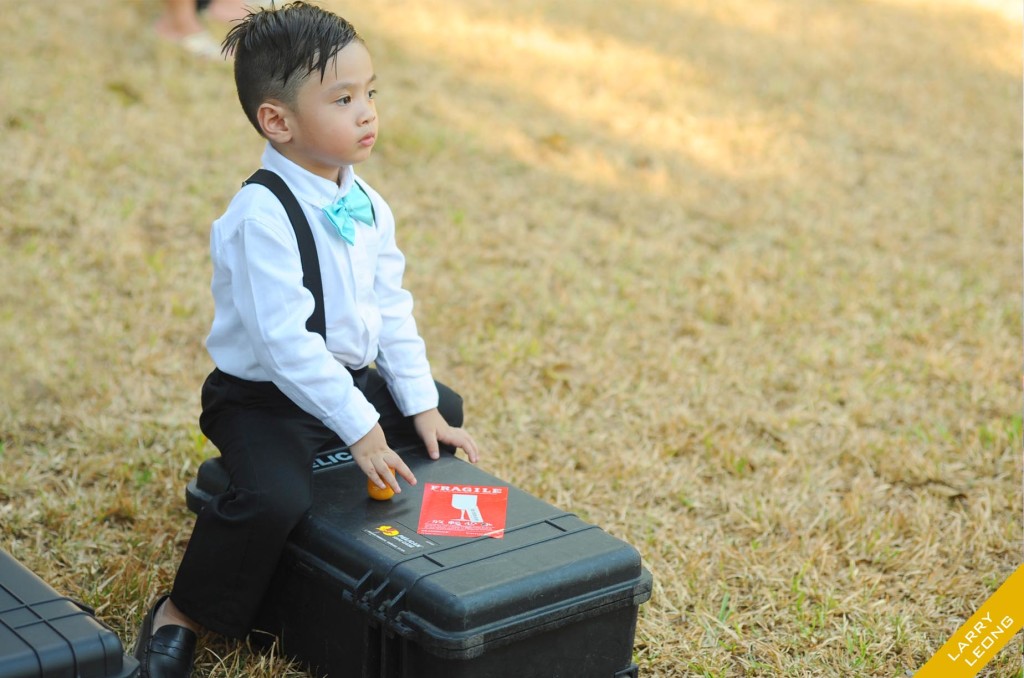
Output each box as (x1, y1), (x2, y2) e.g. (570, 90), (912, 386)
(187, 448), (652, 678)
(0, 550), (139, 678)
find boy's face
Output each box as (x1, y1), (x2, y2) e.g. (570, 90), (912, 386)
(281, 41), (378, 182)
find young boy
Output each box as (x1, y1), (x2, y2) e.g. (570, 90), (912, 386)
(132, 4), (479, 676)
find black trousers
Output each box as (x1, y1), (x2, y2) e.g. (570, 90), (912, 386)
(169, 368), (463, 638)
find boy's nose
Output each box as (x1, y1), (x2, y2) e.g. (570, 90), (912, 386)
(359, 103), (376, 125)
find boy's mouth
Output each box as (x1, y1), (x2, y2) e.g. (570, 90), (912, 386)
(359, 133), (376, 147)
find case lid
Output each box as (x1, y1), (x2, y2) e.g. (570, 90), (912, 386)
(0, 550), (139, 678)
(286, 452), (652, 656)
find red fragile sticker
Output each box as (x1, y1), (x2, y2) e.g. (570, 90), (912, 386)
(417, 482), (509, 538)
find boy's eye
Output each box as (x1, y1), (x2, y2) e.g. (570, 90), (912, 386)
(337, 95), (352, 105)
(368, 89), (377, 100)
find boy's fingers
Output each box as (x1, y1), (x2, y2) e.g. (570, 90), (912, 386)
(364, 461), (391, 490)
(424, 436), (440, 460)
(364, 458), (406, 493)
(441, 427), (479, 463)
(372, 466), (401, 493)
(388, 455), (416, 487)
(417, 421), (440, 459)
(461, 434), (479, 463)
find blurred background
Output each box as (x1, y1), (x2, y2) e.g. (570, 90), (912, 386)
(1, 1), (1021, 675)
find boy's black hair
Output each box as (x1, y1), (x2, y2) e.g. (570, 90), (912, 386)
(221, 1), (362, 136)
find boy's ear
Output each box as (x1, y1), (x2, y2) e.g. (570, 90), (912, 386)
(257, 101), (292, 143)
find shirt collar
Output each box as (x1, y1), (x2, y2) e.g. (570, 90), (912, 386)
(260, 143), (358, 208)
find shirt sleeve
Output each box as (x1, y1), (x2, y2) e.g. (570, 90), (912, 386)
(222, 210), (381, 444)
(363, 187), (440, 416)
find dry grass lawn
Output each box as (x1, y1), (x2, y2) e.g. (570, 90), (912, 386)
(1, 0), (1021, 676)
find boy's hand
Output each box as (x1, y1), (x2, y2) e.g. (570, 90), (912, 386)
(350, 424), (415, 493)
(413, 408), (480, 463)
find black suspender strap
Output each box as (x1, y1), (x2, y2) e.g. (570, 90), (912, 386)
(242, 169), (327, 340)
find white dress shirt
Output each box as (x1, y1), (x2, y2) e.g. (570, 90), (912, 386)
(205, 144), (439, 444)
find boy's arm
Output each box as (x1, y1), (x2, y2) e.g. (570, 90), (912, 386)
(363, 187), (440, 416)
(222, 209), (381, 446)
(364, 194), (479, 463)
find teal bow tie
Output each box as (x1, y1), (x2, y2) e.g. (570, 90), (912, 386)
(322, 185), (374, 245)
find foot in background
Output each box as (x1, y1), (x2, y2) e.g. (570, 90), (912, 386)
(200, 0), (249, 24)
(154, 0), (223, 59)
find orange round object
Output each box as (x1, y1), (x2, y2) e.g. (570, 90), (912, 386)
(367, 467), (396, 501)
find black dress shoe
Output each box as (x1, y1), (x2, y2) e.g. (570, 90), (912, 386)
(133, 596), (197, 678)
